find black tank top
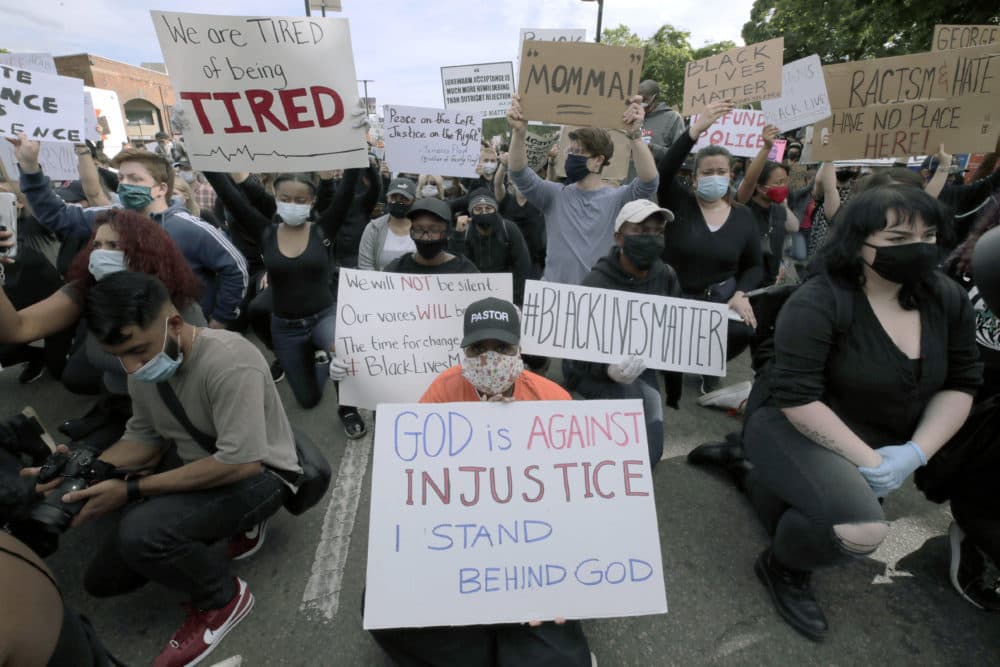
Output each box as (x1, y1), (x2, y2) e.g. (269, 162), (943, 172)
(262, 224), (334, 319)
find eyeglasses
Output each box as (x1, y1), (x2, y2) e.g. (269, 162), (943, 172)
(410, 227), (447, 240)
(471, 204), (496, 215)
(464, 341), (518, 357)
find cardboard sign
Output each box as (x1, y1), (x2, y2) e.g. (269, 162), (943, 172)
(524, 124), (561, 171)
(0, 141), (79, 181)
(0, 67), (84, 144)
(0, 53), (57, 75)
(682, 38), (784, 116)
(84, 87), (128, 159)
(932, 25), (1000, 51)
(520, 281), (729, 376)
(383, 104), (484, 178)
(691, 109), (769, 158)
(518, 28), (587, 48)
(150, 10), (368, 172)
(761, 54), (831, 131)
(518, 40), (644, 129)
(441, 62), (515, 120)
(554, 126), (632, 182)
(335, 269), (513, 409)
(363, 399), (668, 629)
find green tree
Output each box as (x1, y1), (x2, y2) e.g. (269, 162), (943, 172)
(742, 0), (1000, 63)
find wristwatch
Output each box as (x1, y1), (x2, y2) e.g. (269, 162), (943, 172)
(126, 477), (143, 503)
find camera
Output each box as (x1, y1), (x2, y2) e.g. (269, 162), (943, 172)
(28, 449), (118, 533)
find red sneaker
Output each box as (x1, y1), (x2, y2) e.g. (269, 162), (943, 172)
(153, 578), (254, 667)
(227, 520), (268, 561)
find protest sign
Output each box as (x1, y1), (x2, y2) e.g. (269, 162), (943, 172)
(84, 87), (128, 159)
(768, 138), (787, 162)
(682, 38), (783, 116)
(0, 140), (78, 181)
(520, 281), (729, 376)
(383, 104), (483, 178)
(932, 25), (1000, 51)
(761, 54), (831, 131)
(441, 62), (515, 120)
(0, 66), (84, 144)
(524, 124), (561, 171)
(518, 40), (644, 129)
(150, 10), (368, 172)
(0, 53), (56, 75)
(363, 398), (667, 629)
(691, 109), (768, 158)
(519, 28), (587, 48)
(335, 269), (513, 409)
(553, 125), (631, 182)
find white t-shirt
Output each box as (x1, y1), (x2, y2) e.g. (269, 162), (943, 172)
(380, 229), (416, 270)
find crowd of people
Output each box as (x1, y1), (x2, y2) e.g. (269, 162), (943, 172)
(0, 73), (998, 666)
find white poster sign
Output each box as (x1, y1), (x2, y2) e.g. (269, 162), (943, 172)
(84, 87), (128, 159)
(761, 54), (832, 132)
(363, 399), (667, 629)
(383, 105), (483, 178)
(0, 67), (84, 144)
(150, 10), (368, 172)
(441, 62), (515, 120)
(0, 53), (57, 75)
(0, 141), (79, 181)
(335, 269), (513, 409)
(520, 280), (729, 377)
(692, 109), (769, 158)
(518, 28), (587, 48)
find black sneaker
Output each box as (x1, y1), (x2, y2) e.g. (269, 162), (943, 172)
(339, 408), (367, 440)
(270, 359), (285, 383)
(0, 407), (56, 465)
(949, 522), (1000, 611)
(755, 548), (828, 641)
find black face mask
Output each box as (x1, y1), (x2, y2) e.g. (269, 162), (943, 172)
(472, 212), (498, 231)
(622, 234), (665, 270)
(387, 201), (412, 219)
(864, 242), (938, 285)
(413, 237), (448, 259)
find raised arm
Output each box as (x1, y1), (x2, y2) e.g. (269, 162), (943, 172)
(736, 124), (779, 204)
(202, 172), (272, 248)
(494, 154), (508, 203)
(10, 133), (94, 241)
(923, 145), (952, 199)
(76, 145), (111, 207)
(358, 157), (381, 218)
(657, 100), (734, 205)
(623, 95), (657, 184)
(0, 278), (81, 345)
(315, 166), (362, 241)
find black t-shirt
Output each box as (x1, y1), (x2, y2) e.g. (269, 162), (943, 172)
(499, 196), (546, 272)
(384, 253), (480, 274)
(262, 225), (333, 319)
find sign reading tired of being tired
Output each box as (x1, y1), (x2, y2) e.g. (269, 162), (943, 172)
(682, 37), (784, 116)
(363, 399), (668, 629)
(518, 40), (644, 129)
(150, 10), (369, 172)
(0, 65), (84, 144)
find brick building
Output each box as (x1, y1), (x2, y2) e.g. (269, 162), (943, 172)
(54, 54), (175, 145)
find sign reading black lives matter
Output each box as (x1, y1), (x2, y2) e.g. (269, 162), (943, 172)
(441, 62), (515, 120)
(519, 281), (729, 377)
(151, 10), (369, 172)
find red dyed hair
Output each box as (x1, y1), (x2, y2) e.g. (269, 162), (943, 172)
(66, 209), (204, 306)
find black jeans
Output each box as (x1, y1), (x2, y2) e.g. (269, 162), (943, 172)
(84, 471), (286, 609)
(743, 406), (884, 571)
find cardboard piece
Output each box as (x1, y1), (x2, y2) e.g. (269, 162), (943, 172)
(0, 53), (57, 75)
(682, 38), (784, 116)
(520, 280), (729, 376)
(0, 141), (79, 181)
(0, 67), (85, 144)
(150, 10), (369, 172)
(363, 399), (668, 629)
(518, 40), (644, 130)
(335, 269), (513, 409)
(553, 125), (632, 182)
(524, 124), (561, 171)
(383, 105), (484, 178)
(761, 54), (831, 132)
(932, 25), (1000, 51)
(441, 62), (515, 120)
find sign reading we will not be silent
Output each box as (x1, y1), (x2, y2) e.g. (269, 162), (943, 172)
(150, 10), (369, 172)
(382, 105), (484, 178)
(335, 269), (513, 410)
(518, 40), (644, 130)
(363, 399), (667, 629)
(682, 37), (784, 117)
(0, 66), (84, 144)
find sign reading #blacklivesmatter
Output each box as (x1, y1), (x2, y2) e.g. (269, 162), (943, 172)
(517, 40), (644, 129)
(932, 24), (1000, 52)
(335, 269), (513, 410)
(682, 37), (784, 117)
(363, 399), (667, 629)
(519, 281), (730, 377)
(150, 10), (369, 172)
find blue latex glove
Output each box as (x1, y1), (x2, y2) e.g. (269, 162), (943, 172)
(858, 441), (927, 497)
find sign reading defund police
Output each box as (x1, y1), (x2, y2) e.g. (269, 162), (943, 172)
(363, 399), (667, 629)
(519, 280), (730, 377)
(335, 269), (513, 410)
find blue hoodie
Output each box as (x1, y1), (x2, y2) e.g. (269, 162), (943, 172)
(20, 168), (248, 323)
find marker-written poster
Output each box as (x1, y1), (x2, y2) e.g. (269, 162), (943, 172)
(150, 10), (369, 172)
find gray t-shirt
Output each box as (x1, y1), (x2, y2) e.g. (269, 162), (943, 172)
(123, 328), (301, 476)
(510, 167), (658, 285)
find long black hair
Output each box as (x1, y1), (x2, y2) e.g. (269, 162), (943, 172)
(811, 184), (944, 310)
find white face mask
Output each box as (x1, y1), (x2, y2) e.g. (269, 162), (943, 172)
(460, 350), (523, 398)
(276, 201), (311, 226)
(180, 171), (195, 184)
(480, 162), (497, 175)
(420, 185), (439, 198)
(88, 249), (126, 281)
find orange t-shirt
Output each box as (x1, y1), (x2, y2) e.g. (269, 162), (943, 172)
(420, 365), (570, 403)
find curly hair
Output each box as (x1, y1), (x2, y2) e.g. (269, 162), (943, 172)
(65, 209), (204, 307)
(949, 198), (1000, 278)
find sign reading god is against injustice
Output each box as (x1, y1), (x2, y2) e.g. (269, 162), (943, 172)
(150, 10), (369, 172)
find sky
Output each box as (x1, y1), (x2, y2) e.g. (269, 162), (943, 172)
(0, 0), (757, 108)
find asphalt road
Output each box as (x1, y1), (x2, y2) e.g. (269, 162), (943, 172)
(2, 351), (997, 666)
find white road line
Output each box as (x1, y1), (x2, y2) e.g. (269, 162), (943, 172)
(300, 428), (373, 621)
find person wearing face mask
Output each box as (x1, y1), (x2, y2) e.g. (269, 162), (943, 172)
(358, 177), (418, 271)
(563, 200), (680, 467)
(625, 80), (684, 182)
(417, 174), (445, 200)
(379, 198), (478, 275)
(12, 134), (248, 331)
(448, 147), (502, 216)
(494, 154), (547, 279)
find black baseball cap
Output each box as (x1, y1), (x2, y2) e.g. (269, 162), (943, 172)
(408, 197), (452, 224)
(461, 297), (521, 347)
(387, 177), (417, 200)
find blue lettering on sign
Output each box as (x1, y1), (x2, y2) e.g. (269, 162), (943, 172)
(574, 557), (653, 586)
(393, 410), (474, 461)
(458, 563), (568, 594)
(426, 519), (554, 550)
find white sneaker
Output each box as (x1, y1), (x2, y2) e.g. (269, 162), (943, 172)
(697, 381), (752, 413)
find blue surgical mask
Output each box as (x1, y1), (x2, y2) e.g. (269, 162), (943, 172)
(564, 154), (592, 184)
(276, 202), (311, 226)
(117, 182), (155, 211)
(88, 249), (126, 281)
(128, 318), (184, 383)
(696, 175), (731, 202)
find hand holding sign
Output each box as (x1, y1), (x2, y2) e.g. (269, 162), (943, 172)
(761, 124), (780, 150)
(6, 132), (41, 174)
(507, 93), (528, 133)
(690, 99), (735, 138)
(623, 95), (645, 133)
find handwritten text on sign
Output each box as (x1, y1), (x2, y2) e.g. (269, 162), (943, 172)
(150, 10), (368, 172)
(932, 25), (1000, 51)
(520, 281), (729, 376)
(682, 38), (784, 116)
(760, 54), (832, 132)
(692, 109), (769, 158)
(383, 105), (483, 178)
(0, 140), (78, 181)
(441, 62), (515, 120)
(363, 399), (667, 629)
(524, 125), (561, 171)
(0, 67), (84, 144)
(518, 40), (643, 129)
(335, 269), (513, 409)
